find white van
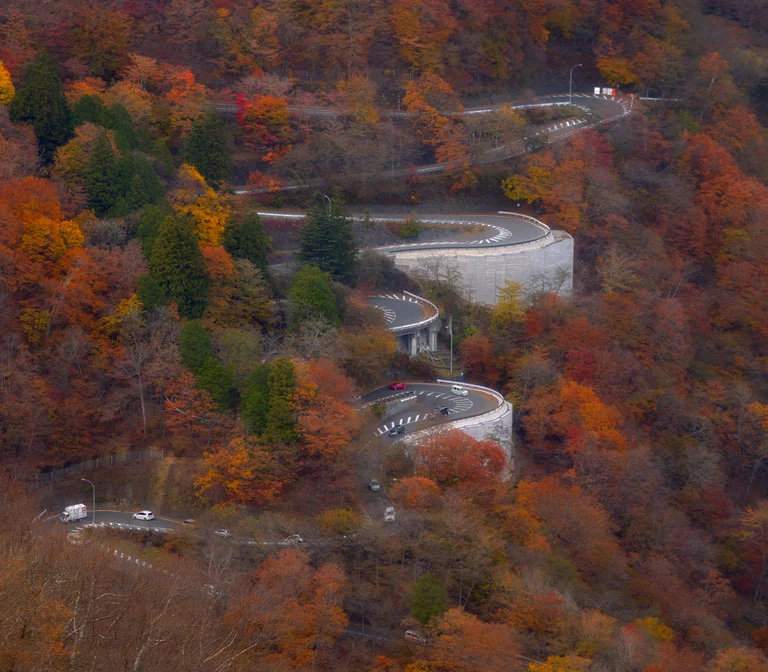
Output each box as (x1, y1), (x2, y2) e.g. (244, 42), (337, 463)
(450, 385), (468, 397)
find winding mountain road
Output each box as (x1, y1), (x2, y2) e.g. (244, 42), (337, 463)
(361, 382), (501, 441)
(231, 91), (631, 192)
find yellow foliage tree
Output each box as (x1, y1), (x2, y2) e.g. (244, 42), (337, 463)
(501, 164), (554, 204)
(98, 294), (142, 338)
(0, 60), (15, 105)
(528, 655), (592, 672)
(20, 308), (50, 346)
(491, 281), (525, 332)
(170, 164), (230, 247)
(53, 122), (107, 190)
(20, 217), (85, 263)
(634, 617), (674, 643)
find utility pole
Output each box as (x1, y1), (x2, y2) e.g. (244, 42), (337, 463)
(569, 63), (583, 111)
(81, 478), (95, 524)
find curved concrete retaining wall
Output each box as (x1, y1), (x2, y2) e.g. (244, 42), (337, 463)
(389, 290), (440, 334)
(386, 231), (573, 305)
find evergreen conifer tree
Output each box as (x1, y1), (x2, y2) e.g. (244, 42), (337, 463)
(135, 205), (169, 258)
(197, 356), (235, 410)
(71, 94), (108, 127)
(288, 265), (341, 326)
(408, 573), (449, 625)
(136, 275), (167, 313)
(150, 216), (210, 319)
(184, 110), (231, 187)
(243, 364), (271, 436)
(85, 132), (119, 217)
(298, 192), (357, 283)
(9, 52), (73, 163)
(262, 358), (298, 443)
(223, 212), (270, 275)
(178, 321), (213, 374)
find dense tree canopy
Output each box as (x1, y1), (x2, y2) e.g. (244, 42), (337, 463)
(150, 215), (210, 319)
(1, 4), (768, 671)
(9, 52), (72, 163)
(298, 194), (357, 284)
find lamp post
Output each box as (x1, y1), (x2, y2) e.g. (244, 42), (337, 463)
(81, 478), (95, 524)
(569, 63), (583, 111)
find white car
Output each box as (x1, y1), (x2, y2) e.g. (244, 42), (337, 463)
(284, 534), (304, 545)
(384, 506), (396, 523)
(132, 510), (155, 521)
(404, 630), (427, 645)
(214, 529), (232, 537)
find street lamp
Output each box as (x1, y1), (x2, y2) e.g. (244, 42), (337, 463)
(81, 478), (95, 524)
(569, 63), (583, 111)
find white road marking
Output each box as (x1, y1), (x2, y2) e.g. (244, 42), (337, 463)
(406, 416), (412, 423)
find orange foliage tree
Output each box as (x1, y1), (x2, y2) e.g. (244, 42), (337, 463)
(227, 548), (348, 668)
(424, 607), (523, 672)
(416, 429), (505, 489)
(391, 476), (442, 509)
(293, 358), (361, 458)
(196, 435), (297, 507)
(523, 379), (627, 455)
(515, 476), (624, 580)
(236, 93), (292, 163)
(390, 0), (458, 72)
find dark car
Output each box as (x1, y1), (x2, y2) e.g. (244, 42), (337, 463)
(388, 424), (406, 436)
(439, 407), (450, 416)
(389, 382), (408, 390)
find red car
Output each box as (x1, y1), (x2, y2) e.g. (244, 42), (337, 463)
(389, 382), (408, 390)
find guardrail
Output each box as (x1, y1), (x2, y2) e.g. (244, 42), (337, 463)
(36, 450), (164, 484)
(496, 211), (550, 236)
(387, 290), (440, 334)
(435, 378), (507, 423)
(359, 390), (413, 408)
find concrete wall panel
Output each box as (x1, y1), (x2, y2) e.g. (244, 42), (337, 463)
(386, 230), (573, 305)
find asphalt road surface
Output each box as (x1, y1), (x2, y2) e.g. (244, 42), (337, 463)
(361, 382), (500, 440)
(50, 509), (182, 532)
(367, 293), (435, 329)
(369, 212), (546, 251)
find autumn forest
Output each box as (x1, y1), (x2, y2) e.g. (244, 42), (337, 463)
(2, 0), (768, 670)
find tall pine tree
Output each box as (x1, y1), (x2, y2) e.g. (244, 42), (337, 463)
(298, 192), (357, 283)
(150, 216), (210, 319)
(262, 358), (298, 444)
(184, 110), (231, 188)
(9, 52), (72, 163)
(85, 132), (119, 217)
(223, 212), (270, 275)
(178, 320), (213, 374)
(243, 364), (271, 436)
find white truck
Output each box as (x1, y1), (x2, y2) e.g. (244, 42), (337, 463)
(60, 503), (88, 523)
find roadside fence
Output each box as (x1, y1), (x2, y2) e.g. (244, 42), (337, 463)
(36, 450), (164, 485)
